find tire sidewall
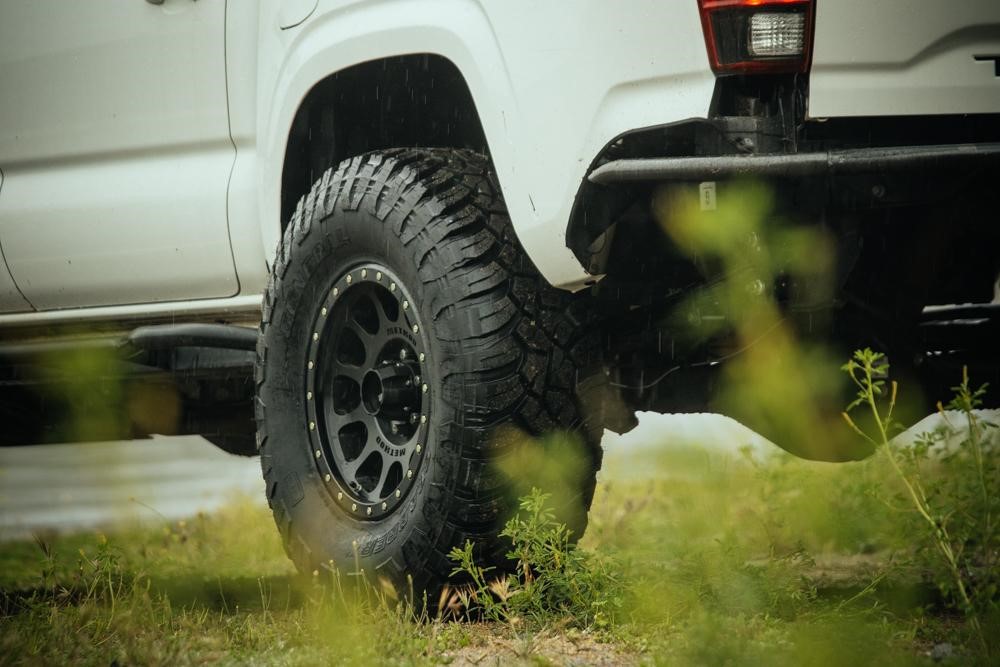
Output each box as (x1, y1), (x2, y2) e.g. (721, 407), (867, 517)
(260, 201), (457, 583)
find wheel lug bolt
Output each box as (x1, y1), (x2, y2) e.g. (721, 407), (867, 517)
(407, 470), (413, 479)
(309, 422), (315, 431)
(403, 300), (409, 310)
(361, 269), (367, 278)
(307, 391), (313, 400)
(337, 492), (343, 500)
(332, 287), (339, 297)
(420, 415), (427, 424)
(308, 361), (314, 370)
(412, 324), (419, 334)
(321, 307), (327, 316)
(346, 274), (352, 284)
(376, 271), (382, 281)
(419, 353), (425, 362)
(399, 349), (407, 360)
(416, 444), (422, 453)
(390, 282), (396, 292)
(381, 502), (387, 510)
(366, 507), (372, 516)
(391, 424), (398, 434)
(422, 384), (428, 394)
(351, 503), (357, 511)
(312, 332), (318, 341)
(324, 473), (331, 482)
(395, 489), (401, 498)
(314, 449), (320, 458)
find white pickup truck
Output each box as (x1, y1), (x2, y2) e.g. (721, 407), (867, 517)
(1, 0), (998, 597)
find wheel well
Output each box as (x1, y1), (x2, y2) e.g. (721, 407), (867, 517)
(280, 54), (490, 228)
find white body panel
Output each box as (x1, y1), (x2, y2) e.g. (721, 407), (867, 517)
(0, 171), (31, 313)
(250, 0), (715, 290)
(279, 0), (319, 28)
(0, 0), (996, 327)
(0, 169), (32, 313)
(0, 0), (238, 310)
(810, 0), (1000, 118)
(0, 264), (30, 312)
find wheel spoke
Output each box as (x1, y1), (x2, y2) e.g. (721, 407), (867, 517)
(342, 444), (382, 494)
(340, 460), (365, 486)
(368, 290), (397, 328)
(356, 292), (397, 350)
(331, 362), (365, 385)
(340, 438), (373, 473)
(326, 405), (365, 429)
(345, 319), (375, 346)
(349, 318), (391, 364)
(374, 459), (393, 498)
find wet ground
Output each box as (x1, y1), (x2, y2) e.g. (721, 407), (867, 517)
(0, 435), (262, 540)
(0, 414), (768, 540)
(1, 410), (992, 540)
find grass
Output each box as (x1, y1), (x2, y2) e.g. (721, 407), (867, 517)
(3, 415), (996, 666)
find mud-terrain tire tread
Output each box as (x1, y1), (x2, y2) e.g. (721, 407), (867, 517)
(255, 148), (603, 596)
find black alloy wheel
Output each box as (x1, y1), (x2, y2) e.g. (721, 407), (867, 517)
(308, 264), (429, 518)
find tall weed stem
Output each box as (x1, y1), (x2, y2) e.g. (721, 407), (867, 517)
(841, 350), (987, 655)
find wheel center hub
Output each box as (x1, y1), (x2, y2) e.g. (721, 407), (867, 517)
(361, 369), (384, 415)
(361, 361), (420, 420)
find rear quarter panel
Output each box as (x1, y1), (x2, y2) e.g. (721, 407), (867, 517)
(251, 0), (716, 289)
(809, 0), (1000, 117)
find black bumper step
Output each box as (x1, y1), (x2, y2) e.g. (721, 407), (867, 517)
(588, 142), (1000, 185)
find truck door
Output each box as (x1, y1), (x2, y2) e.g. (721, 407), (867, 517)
(0, 169), (32, 313)
(0, 0), (238, 310)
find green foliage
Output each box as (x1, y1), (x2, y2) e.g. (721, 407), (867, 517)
(448, 488), (622, 628)
(4, 370), (998, 664)
(655, 180), (869, 461)
(0, 506), (433, 666)
(843, 349), (1000, 658)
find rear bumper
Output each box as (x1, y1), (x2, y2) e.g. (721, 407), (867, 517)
(588, 142), (1000, 185)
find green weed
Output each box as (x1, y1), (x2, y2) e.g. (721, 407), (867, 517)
(843, 349), (999, 658)
(448, 488), (622, 628)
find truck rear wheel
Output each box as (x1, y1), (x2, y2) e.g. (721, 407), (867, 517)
(255, 148), (603, 598)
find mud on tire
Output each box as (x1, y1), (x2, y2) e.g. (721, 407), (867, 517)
(255, 148), (604, 597)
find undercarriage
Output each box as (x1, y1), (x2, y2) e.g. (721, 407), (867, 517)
(569, 78), (1000, 457)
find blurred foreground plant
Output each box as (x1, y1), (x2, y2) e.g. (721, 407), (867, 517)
(656, 181), (870, 461)
(842, 349), (999, 656)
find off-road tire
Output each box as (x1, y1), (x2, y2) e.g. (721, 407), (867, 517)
(255, 148), (604, 597)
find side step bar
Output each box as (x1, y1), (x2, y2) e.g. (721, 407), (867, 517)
(0, 324), (258, 363)
(588, 142), (1000, 185)
(126, 323), (258, 352)
(0, 324), (259, 453)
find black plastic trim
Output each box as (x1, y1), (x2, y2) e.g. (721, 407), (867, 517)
(126, 323), (258, 352)
(588, 142), (1000, 185)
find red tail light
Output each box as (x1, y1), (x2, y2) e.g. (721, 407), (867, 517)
(698, 0), (814, 75)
